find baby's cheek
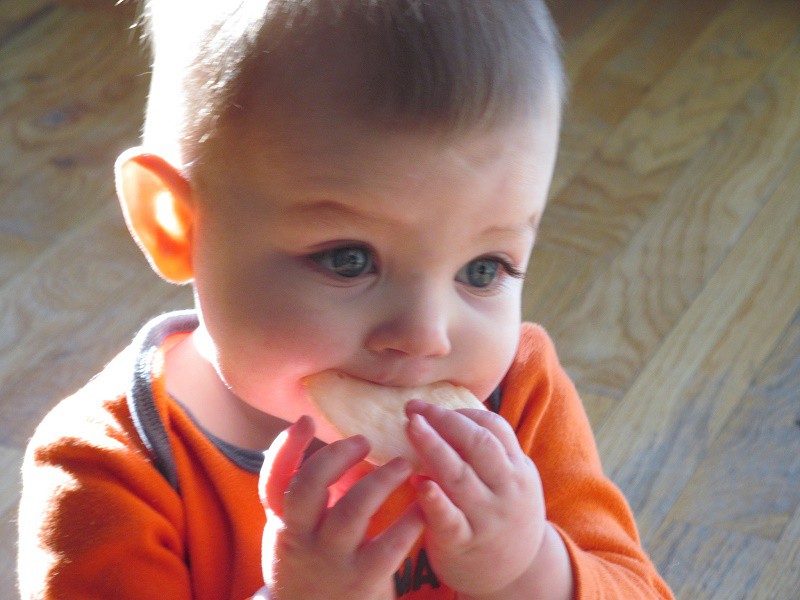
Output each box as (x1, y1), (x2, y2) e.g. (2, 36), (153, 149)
(459, 318), (519, 399)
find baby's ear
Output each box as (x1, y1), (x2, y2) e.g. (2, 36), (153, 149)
(115, 148), (195, 284)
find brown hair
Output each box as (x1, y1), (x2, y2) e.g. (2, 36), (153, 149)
(142, 0), (565, 171)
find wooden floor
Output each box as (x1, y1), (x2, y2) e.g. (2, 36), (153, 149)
(2, 0), (799, 597)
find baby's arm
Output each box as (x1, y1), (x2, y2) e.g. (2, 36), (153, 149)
(18, 417), (191, 599)
(490, 323), (674, 599)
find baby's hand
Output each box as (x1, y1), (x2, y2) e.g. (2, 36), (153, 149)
(259, 416), (424, 600)
(405, 400), (547, 597)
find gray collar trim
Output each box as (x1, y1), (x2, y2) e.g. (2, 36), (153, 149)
(127, 310), (263, 492)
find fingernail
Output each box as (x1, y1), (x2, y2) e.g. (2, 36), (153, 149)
(351, 434), (370, 451)
(406, 398), (426, 413)
(388, 457), (412, 475)
(409, 412), (430, 435)
(423, 481), (438, 502)
(294, 415), (312, 433)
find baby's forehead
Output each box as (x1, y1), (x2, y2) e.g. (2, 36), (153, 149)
(193, 105), (557, 248)
(196, 155), (548, 276)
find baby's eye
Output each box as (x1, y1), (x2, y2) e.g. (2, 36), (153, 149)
(311, 246), (375, 278)
(456, 257), (524, 289)
(457, 258), (500, 288)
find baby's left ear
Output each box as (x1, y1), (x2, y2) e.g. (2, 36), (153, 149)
(114, 148), (195, 284)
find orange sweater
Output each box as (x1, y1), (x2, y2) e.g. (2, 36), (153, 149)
(18, 312), (673, 599)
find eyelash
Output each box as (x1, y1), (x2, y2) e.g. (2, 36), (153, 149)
(492, 258), (526, 280)
(459, 256), (525, 294)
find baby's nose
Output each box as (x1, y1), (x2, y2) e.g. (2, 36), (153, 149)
(364, 287), (452, 359)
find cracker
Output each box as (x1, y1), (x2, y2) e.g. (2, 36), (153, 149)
(303, 371), (485, 466)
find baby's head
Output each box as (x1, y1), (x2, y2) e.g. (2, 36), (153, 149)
(140, 0), (564, 169)
(116, 0), (565, 427)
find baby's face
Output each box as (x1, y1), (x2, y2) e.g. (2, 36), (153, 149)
(188, 105), (559, 425)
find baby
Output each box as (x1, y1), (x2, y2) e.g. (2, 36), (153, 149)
(18, 1), (673, 599)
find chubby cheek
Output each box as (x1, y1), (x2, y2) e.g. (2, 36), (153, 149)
(456, 306), (521, 401)
(198, 278), (355, 401)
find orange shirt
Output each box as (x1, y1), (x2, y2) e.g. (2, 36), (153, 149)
(18, 312), (673, 599)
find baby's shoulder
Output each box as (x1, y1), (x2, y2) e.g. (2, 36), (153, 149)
(502, 321), (571, 400)
(25, 343), (147, 464)
(515, 321), (560, 365)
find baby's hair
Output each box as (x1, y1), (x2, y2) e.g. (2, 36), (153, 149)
(141, 0), (565, 172)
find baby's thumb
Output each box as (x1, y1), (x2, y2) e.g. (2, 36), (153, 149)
(259, 415), (315, 518)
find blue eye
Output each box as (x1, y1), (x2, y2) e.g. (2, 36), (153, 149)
(458, 258), (500, 288)
(313, 246), (374, 278)
(456, 257), (524, 289)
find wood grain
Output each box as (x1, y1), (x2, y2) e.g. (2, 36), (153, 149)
(0, 503), (18, 600)
(650, 520), (776, 600)
(540, 30), (800, 399)
(0, 206), (192, 447)
(0, 445), (22, 516)
(749, 503), (800, 600)
(666, 308), (800, 539)
(0, 0), (52, 47)
(550, 0), (729, 198)
(539, 0), (800, 258)
(597, 158), (800, 543)
(0, 5), (147, 288)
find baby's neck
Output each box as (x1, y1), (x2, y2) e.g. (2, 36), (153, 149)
(164, 332), (290, 451)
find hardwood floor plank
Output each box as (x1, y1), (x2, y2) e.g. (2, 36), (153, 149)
(546, 0), (610, 41)
(539, 0), (800, 257)
(553, 0), (641, 78)
(576, 391), (617, 433)
(0, 5), (147, 288)
(0, 1), (54, 50)
(665, 310), (800, 542)
(649, 520), (775, 600)
(0, 445), (23, 516)
(522, 245), (586, 317)
(748, 503), (800, 599)
(0, 504), (18, 600)
(595, 159), (800, 545)
(0, 449), (21, 600)
(550, 0), (729, 198)
(535, 32), (800, 398)
(0, 207), (137, 369)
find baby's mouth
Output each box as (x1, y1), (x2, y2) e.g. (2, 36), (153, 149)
(342, 362), (444, 390)
(338, 374), (449, 393)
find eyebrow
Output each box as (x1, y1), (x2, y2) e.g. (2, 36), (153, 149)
(285, 199), (410, 228)
(287, 199), (542, 239)
(481, 212), (542, 238)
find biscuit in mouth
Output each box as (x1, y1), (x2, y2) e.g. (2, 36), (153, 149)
(303, 371), (485, 466)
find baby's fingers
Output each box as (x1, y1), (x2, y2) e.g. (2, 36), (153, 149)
(283, 435), (370, 534)
(406, 412), (488, 507)
(358, 501), (425, 577)
(454, 407), (520, 459)
(416, 479), (471, 545)
(407, 401), (513, 492)
(321, 457), (413, 552)
(260, 415), (315, 517)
